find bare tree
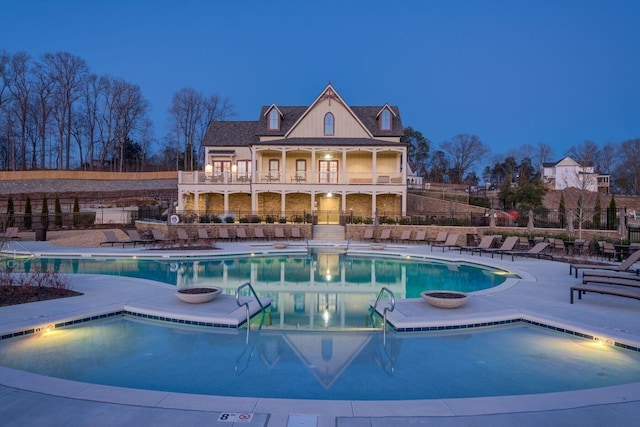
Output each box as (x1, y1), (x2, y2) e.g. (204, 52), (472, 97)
(441, 134), (490, 184)
(43, 52), (89, 169)
(112, 79), (149, 171)
(31, 60), (55, 169)
(168, 88), (234, 171)
(617, 138), (640, 195)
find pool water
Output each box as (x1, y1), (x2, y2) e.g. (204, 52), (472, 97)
(8, 253), (518, 329)
(1, 317), (639, 400)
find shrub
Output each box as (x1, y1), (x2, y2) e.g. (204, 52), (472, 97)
(224, 216), (235, 224)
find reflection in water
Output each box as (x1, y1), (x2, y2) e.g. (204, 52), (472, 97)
(11, 253), (516, 329)
(2, 318), (639, 400)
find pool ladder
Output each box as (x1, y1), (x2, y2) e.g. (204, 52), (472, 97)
(370, 286), (395, 344)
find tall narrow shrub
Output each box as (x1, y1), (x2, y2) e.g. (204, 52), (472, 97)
(558, 193), (566, 228)
(24, 196), (32, 229)
(5, 196), (15, 228)
(593, 194), (601, 230)
(41, 196), (49, 229)
(607, 194), (617, 230)
(73, 196), (80, 227)
(54, 196), (63, 228)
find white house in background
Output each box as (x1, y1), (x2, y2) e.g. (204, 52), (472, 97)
(176, 84), (408, 223)
(541, 156), (610, 193)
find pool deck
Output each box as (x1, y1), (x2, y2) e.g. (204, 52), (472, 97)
(1, 239), (640, 426)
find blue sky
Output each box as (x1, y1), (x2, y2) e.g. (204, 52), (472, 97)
(2, 0), (639, 161)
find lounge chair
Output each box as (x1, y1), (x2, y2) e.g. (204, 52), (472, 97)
(197, 228), (217, 247)
(217, 227), (234, 241)
(479, 236), (519, 258)
(598, 241), (616, 261)
(254, 227), (268, 240)
(126, 229), (152, 246)
(236, 227), (248, 241)
(151, 229), (175, 247)
(378, 229), (392, 242)
(569, 249), (640, 278)
(396, 230), (412, 243)
(431, 233), (460, 252)
(428, 231), (448, 245)
(570, 283), (640, 304)
(507, 242), (552, 261)
(410, 230), (427, 244)
(362, 228), (374, 241)
(274, 227), (286, 240)
(582, 270), (640, 288)
(1, 227), (20, 240)
(459, 235), (496, 255)
(100, 230), (133, 247)
(290, 227), (302, 239)
(175, 228), (191, 247)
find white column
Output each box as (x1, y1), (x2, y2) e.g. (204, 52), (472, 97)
(223, 192), (229, 216)
(311, 149), (316, 184)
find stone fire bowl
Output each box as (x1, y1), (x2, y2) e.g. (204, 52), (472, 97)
(420, 290), (468, 309)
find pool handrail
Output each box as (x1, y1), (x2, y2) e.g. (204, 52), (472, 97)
(235, 281), (266, 331)
(370, 286), (395, 342)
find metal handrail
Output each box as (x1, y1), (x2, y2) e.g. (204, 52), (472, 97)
(236, 281), (265, 332)
(370, 286), (395, 343)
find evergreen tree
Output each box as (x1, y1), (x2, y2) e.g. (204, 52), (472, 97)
(593, 194), (601, 230)
(607, 194), (617, 230)
(54, 196), (63, 227)
(41, 196), (49, 229)
(558, 193), (566, 228)
(6, 196), (15, 228)
(24, 197), (32, 229)
(73, 196), (80, 227)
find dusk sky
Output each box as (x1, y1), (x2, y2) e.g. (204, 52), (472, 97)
(3, 0), (639, 162)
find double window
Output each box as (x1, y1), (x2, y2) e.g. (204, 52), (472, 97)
(319, 160), (338, 183)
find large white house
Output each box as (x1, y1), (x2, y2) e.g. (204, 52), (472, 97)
(177, 84), (408, 223)
(541, 156), (610, 193)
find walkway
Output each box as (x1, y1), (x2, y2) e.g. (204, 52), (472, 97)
(1, 238), (639, 426)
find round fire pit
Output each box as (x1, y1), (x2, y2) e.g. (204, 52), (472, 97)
(175, 287), (222, 304)
(273, 243), (288, 249)
(420, 290), (468, 309)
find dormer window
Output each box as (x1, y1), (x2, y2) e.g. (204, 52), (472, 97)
(268, 108), (280, 130)
(380, 108), (392, 131)
(324, 112), (334, 135)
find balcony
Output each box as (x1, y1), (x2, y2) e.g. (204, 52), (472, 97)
(179, 171), (405, 186)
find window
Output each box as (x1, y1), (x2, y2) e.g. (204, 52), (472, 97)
(268, 108), (280, 130)
(236, 160), (250, 181)
(324, 112), (334, 135)
(319, 160), (338, 183)
(268, 159), (280, 181)
(380, 108), (392, 131)
(212, 160), (231, 181)
(295, 159), (307, 182)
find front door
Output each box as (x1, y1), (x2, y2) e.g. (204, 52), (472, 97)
(317, 196), (340, 224)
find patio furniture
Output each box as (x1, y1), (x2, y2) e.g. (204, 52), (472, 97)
(1, 227), (20, 240)
(197, 228), (217, 247)
(506, 242), (552, 261)
(100, 230), (134, 248)
(570, 283), (640, 304)
(569, 249), (640, 278)
(274, 227), (287, 240)
(459, 235), (496, 255)
(126, 229), (152, 246)
(217, 227), (234, 241)
(235, 227), (248, 241)
(175, 228), (191, 247)
(378, 229), (392, 242)
(362, 228), (374, 241)
(254, 227), (269, 240)
(410, 230), (427, 244)
(582, 270), (640, 288)
(428, 231), (448, 245)
(151, 229), (175, 247)
(478, 236), (519, 259)
(396, 230), (412, 243)
(431, 233), (461, 252)
(290, 227), (302, 239)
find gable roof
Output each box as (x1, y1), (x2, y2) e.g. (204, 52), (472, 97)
(202, 84), (404, 147)
(284, 84), (374, 138)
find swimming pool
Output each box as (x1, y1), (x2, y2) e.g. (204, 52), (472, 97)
(1, 316), (639, 400)
(8, 252), (519, 330)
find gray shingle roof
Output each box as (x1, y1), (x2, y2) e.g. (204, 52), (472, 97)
(203, 104), (404, 147)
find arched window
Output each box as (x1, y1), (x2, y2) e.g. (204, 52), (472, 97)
(268, 109), (280, 130)
(324, 112), (334, 135)
(380, 109), (392, 131)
